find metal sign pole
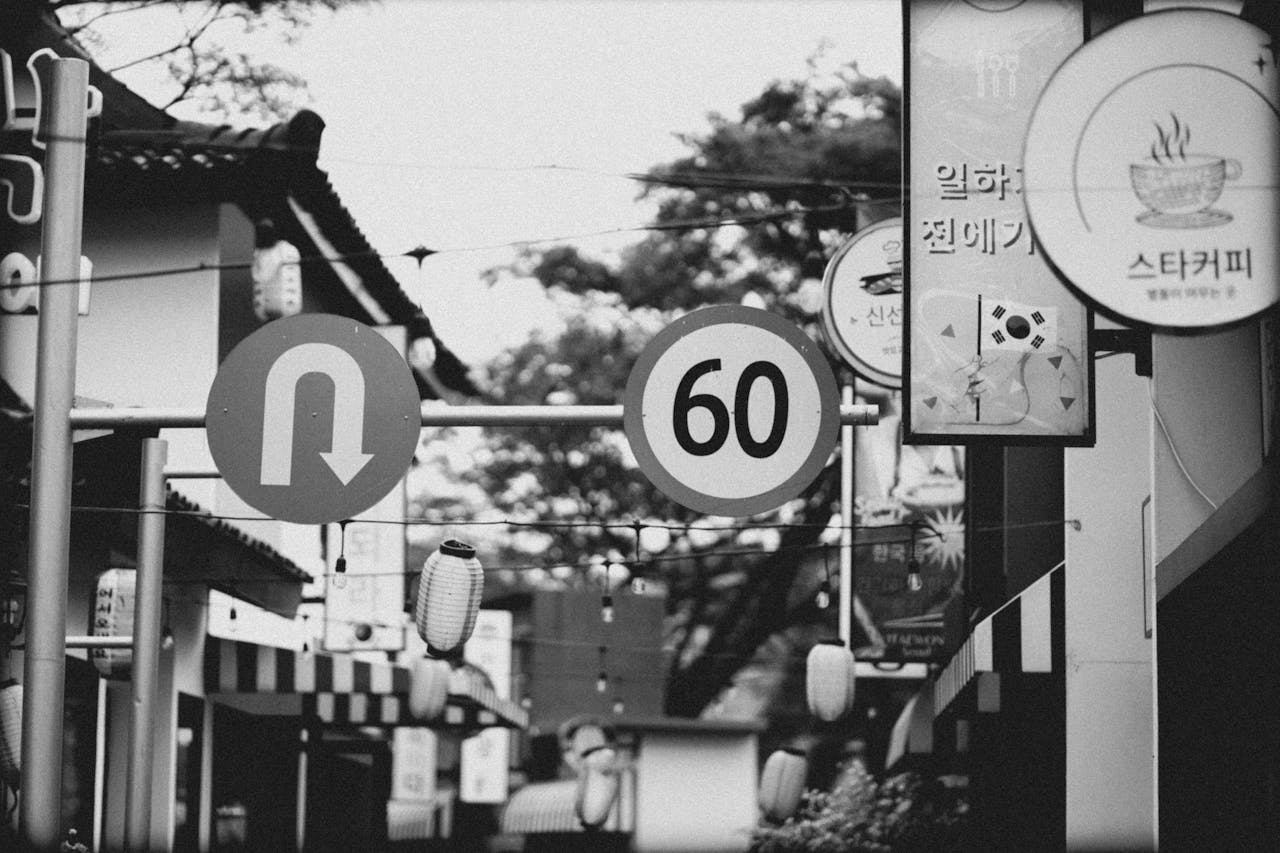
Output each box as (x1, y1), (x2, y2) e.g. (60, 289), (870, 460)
(124, 438), (167, 852)
(21, 57), (89, 853)
(839, 383), (855, 646)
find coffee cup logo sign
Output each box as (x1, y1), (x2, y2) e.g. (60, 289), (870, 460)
(1024, 9), (1280, 328)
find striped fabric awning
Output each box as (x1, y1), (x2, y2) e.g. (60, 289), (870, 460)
(933, 563), (1065, 717)
(499, 773), (633, 835)
(204, 637), (410, 696)
(204, 638), (528, 730)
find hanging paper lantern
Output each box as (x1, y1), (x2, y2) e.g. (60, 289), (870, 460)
(805, 639), (856, 722)
(92, 568), (136, 679)
(408, 656), (451, 721)
(758, 748), (807, 822)
(0, 678), (20, 788)
(250, 220), (302, 322)
(414, 540), (483, 657)
(574, 745), (620, 830)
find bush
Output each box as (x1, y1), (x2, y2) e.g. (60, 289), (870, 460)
(748, 762), (969, 853)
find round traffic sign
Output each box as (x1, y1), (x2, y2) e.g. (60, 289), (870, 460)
(624, 305), (840, 517)
(820, 217), (903, 389)
(1023, 8), (1280, 328)
(206, 314), (421, 524)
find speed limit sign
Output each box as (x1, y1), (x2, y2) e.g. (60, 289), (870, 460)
(624, 305), (840, 516)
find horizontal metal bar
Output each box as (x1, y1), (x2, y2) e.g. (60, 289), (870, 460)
(67, 635), (132, 649)
(162, 469), (222, 479)
(70, 403), (879, 429)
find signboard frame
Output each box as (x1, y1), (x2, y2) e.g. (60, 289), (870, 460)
(902, 0), (1096, 447)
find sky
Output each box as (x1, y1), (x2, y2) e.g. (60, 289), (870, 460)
(92, 0), (902, 364)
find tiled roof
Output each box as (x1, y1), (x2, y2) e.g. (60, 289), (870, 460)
(165, 486), (311, 585)
(88, 114), (479, 399)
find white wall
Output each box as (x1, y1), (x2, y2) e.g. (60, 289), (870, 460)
(1063, 319), (1155, 850)
(1, 203), (223, 506)
(633, 730), (758, 853)
(1151, 325), (1265, 596)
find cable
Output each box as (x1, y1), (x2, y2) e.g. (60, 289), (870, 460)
(1148, 384), (1219, 511)
(0, 196), (873, 293)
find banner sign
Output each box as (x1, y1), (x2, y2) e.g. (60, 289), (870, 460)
(1024, 8), (1280, 329)
(851, 395), (964, 664)
(905, 0), (1093, 444)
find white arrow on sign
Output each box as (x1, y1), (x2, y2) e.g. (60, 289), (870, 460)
(259, 342), (373, 486)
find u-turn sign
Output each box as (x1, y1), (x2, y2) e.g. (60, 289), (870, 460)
(206, 314), (421, 524)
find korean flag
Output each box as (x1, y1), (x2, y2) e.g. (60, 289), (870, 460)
(985, 299), (1058, 353)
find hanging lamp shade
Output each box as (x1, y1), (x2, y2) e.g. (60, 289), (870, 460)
(250, 220), (302, 322)
(414, 540), (484, 657)
(408, 656), (451, 721)
(574, 745), (620, 830)
(92, 568), (135, 679)
(758, 748), (807, 822)
(0, 678), (20, 788)
(805, 639), (856, 722)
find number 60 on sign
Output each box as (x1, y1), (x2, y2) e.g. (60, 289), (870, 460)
(624, 305), (840, 517)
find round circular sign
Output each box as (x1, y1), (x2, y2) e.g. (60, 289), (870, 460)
(206, 314), (421, 524)
(820, 217), (903, 388)
(624, 305), (840, 517)
(1024, 8), (1280, 328)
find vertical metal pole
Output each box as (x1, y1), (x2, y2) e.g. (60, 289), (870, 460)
(839, 382), (855, 645)
(21, 58), (89, 853)
(125, 438), (167, 852)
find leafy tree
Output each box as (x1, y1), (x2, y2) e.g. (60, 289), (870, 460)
(456, 58), (902, 717)
(749, 763), (970, 853)
(48, 0), (361, 118)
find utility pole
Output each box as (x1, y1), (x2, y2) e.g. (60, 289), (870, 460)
(21, 57), (89, 852)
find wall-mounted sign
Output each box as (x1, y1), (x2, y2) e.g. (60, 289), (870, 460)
(820, 218), (903, 389)
(0, 252), (93, 315)
(905, 0), (1093, 444)
(206, 313), (421, 525)
(91, 568), (135, 680)
(1024, 8), (1280, 329)
(1, 47), (102, 225)
(624, 305), (839, 516)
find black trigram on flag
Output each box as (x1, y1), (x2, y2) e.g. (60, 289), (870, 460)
(985, 299), (1059, 353)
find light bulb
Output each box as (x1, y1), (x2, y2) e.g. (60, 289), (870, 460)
(631, 577), (646, 594)
(815, 583), (831, 609)
(161, 626), (175, 651)
(596, 673), (608, 694)
(333, 555), (348, 589)
(907, 559), (923, 593)
(520, 696), (532, 710)
(612, 698), (625, 715)
(601, 594), (614, 623)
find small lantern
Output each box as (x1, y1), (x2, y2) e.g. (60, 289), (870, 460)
(805, 639), (856, 722)
(574, 745), (620, 830)
(414, 540), (483, 657)
(250, 219), (302, 322)
(0, 678), (20, 788)
(758, 748), (807, 822)
(408, 656), (451, 721)
(92, 568), (135, 679)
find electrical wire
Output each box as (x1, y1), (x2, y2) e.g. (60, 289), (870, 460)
(0, 195), (878, 293)
(1147, 384), (1220, 511)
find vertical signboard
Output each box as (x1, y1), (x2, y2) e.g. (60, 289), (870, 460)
(460, 610), (513, 804)
(322, 325), (411, 651)
(392, 727), (438, 802)
(851, 395), (964, 663)
(905, 0), (1093, 444)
